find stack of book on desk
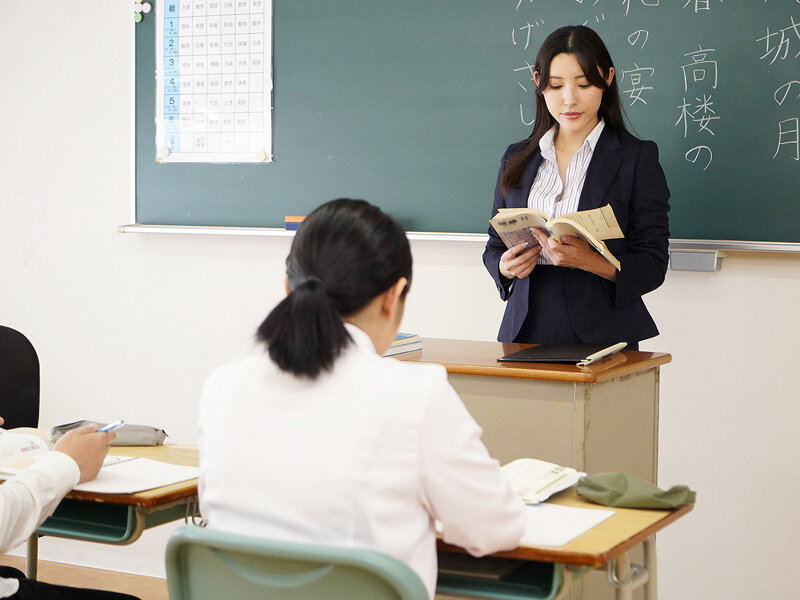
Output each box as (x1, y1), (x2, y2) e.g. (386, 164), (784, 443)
(384, 333), (422, 356)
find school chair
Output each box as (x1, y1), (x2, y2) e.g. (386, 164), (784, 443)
(0, 325), (40, 429)
(165, 525), (430, 600)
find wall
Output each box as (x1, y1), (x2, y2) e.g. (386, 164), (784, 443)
(2, 3), (799, 598)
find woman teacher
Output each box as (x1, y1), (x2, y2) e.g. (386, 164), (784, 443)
(483, 25), (670, 349)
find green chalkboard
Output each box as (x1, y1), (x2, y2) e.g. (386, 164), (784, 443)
(135, 1), (800, 242)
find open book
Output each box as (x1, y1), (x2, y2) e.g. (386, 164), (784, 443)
(0, 428), (50, 468)
(489, 205), (623, 270)
(502, 458), (585, 505)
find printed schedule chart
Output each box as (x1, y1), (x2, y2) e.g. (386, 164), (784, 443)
(155, 0), (273, 163)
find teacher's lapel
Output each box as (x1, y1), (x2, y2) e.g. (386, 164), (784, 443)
(578, 128), (622, 211)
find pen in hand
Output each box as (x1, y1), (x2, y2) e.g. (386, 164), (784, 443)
(99, 420), (125, 433)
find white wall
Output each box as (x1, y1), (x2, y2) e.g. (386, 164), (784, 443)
(2, 3), (799, 597)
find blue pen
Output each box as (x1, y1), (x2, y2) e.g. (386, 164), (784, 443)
(99, 420), (125, 433)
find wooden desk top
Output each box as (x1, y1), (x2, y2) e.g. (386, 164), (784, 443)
(65, 444), (199, 509)
(438, 488), (693, 566)
(399, 338), (671, 383)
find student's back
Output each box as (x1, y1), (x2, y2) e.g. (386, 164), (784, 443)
(197, 199), (526, 599)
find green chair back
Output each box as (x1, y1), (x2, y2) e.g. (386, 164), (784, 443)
(165, 525), (430, 600)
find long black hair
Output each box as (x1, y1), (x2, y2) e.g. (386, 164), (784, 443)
(256, 198), (412, 379)
(501, 25), (627, 194)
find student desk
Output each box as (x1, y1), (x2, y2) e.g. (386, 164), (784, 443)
(20, 442), (690, 600)
(436, 488), (693, 600)
(25, 443), (199, 579)
(400, 339), (671, 483)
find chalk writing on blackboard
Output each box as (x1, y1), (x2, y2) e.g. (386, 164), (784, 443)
(774, 119), (799, 160)
(513, 59), (537, 126)
(624, 0), (660, 18)
(621, 63), (654, 106)
(774, 81), (800, 106)
(758, 16), (800, 161)
(512, 20), (545, 51)
(628, 30), (649, 50)
(675, 45), (719, 171)
(682, 0), (723, 14)
(757, 16), (800, 65)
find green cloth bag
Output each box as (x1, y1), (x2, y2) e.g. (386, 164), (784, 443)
(576, 472), (696, 509)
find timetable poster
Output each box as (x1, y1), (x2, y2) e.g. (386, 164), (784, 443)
(155, 0), (273, 163)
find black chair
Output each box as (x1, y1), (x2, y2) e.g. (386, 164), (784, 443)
(0, 325), (40, 428)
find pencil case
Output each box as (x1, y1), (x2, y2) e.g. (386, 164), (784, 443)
(49, 420), (168, 446)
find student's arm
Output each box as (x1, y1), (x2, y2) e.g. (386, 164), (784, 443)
(0, 426), (113, 553)
(417, 375), (526, 556)
(0, 452), (79, 553)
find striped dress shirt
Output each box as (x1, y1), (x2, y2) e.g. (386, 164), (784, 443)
(528, 120), (605, 265)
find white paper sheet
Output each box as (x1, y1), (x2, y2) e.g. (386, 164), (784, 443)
(73, 456), (199, 494)
(520, 503), (614, 547)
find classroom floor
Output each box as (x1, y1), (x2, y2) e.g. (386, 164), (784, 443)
(0, 555), (167, 600)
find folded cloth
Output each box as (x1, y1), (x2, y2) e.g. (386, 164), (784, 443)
(50, 420), (167, 446)
(576, 472), (695, 509)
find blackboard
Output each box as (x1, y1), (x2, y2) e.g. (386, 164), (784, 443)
(135, 1), (800, 243)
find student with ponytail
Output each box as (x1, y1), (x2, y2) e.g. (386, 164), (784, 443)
(198, 199), (526, 599)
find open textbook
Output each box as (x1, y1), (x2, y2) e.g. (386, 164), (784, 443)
(0, 428), (50, 464)
(489, 205), (623, 270)
(0, 428), (198, 493)
(502, 458), (585, 505)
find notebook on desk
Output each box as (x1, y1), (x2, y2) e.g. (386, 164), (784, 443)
(498, 342), (626, 366)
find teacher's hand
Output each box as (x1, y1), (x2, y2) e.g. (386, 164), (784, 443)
(499, 241), (541, 280)
(531, 229), (617, 282)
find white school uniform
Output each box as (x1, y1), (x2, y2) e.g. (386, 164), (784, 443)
(199, 323), (526, 599)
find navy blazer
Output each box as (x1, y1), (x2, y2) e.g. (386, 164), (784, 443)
(483, 126), (671, 344)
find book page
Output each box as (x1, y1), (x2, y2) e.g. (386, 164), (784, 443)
(502, 458), (585, 505)
(496, 208), (550, 221)
(0, 429), (50, 474)
(554, 205), (623, 241)
(545, 218), (621, 271)
(490, 212), (548, 250)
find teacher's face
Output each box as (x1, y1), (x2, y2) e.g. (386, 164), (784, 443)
(535, 53), (613, 141)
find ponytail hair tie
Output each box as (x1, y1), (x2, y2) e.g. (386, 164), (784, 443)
(286, 260), (325, 293)
(300, 275), (325, 290)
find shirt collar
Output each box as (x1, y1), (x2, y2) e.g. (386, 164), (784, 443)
(539, 127), (557, 161)
(344, 322), (377, 354)
(585, 119), (605, 151)
(539, 119), (605, 159)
